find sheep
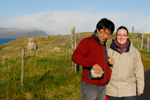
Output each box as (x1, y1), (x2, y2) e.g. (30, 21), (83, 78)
(49, 47), (60, 52)
(27, 38), (38, 51)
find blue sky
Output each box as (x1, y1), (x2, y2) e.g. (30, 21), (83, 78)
(0, 0), (150, 35)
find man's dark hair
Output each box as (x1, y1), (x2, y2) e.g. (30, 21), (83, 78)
(116, 26), (129, 35)
(94, 18), (115, 34)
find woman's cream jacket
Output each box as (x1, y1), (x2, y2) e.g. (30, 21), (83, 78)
(106, 43), (144, 97)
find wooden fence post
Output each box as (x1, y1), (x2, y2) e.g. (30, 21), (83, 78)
(2, 51), (5, 68)
(147, 36), (149, 52)
(72, 26), (76, 50)
(21, 47), (25, 86)
(141, 33), (144, 50)
(132, 26), (134, 33)
(71, 26), (78, 74)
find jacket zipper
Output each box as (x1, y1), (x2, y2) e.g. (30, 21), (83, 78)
(103, 47), (106, 84)
(117, 53), (121, 97)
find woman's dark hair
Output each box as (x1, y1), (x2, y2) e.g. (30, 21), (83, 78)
(116, 26), (129, 35)
(94, 18), (115, 34)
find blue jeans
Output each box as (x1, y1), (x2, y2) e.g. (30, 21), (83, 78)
(108, 96), (136, 100)
(81, 81), (106, 100)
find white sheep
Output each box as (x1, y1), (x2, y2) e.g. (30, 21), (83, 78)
(49, 47), (60, 52)
(27, 38), (38, 51)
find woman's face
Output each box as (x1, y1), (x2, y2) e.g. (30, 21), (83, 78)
(116, 29), (129, 44)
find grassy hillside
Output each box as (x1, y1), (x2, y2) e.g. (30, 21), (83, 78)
(0, 32), (150, 99)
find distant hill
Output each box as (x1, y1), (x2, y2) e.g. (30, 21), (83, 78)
(0, 28), (48, 38)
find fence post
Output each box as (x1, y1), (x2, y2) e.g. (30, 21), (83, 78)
(1, 52), (5, 74)
(2, 51), (5, 67)
(72, 26), (76, 50)
(132, 26), (134, 33)
(21, 47), (25, 86)
(141, 33), (144, 50)
(147, 36), (149, 52)
(71, 26), (78, 74)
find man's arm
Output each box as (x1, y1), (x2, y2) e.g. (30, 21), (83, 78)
(72, 39), (96, 67)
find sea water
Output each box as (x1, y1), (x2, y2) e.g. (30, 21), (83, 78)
(0, 38), (17, 44)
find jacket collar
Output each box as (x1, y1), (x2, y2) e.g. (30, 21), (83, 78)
(110, 39), (131, 54)
(93, 32), (106, 46)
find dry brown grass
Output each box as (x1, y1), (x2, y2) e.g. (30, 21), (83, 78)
(25, 92), (34, 100)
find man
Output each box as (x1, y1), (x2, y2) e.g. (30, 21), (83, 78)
(72, 18), (115, 100)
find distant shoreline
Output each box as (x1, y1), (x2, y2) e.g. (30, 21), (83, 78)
(0, 38), (17, 44)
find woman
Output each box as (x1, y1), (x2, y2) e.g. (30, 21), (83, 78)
(106, 26), (144, 100)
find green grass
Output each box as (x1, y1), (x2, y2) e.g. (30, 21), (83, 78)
(140, 50), (150, 70)
(0, 32), (150, 99)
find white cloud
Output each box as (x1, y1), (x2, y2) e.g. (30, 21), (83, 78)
(0, 11), (150, 35)
(130, 17), (150, 33)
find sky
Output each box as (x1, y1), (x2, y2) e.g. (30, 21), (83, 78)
(0, 0), (150, 35)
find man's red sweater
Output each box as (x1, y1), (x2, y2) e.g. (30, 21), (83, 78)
(72, 35), (112, 86)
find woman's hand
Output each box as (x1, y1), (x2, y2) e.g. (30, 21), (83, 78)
(108, 57), (115, 65)
(138, 93), (142, 96)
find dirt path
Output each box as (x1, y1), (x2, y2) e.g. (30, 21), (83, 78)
(137, 68), (150, 100)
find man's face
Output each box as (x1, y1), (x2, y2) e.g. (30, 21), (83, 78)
(97, 28), (111, 42)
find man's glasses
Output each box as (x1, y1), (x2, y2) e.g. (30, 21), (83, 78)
(99, 30), (111, 38)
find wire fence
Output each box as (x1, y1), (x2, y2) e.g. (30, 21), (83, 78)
(0, 45), (73, 98)
(130, 33), (150, 52)
(74, 32), (150, 52)
(0, 30), (149, 99)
